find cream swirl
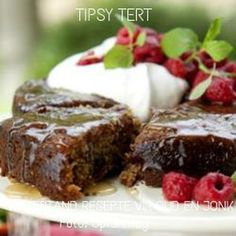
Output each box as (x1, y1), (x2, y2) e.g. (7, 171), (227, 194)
(47, 37), (188, 121)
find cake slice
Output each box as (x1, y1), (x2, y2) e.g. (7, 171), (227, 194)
(0, 80), (140, 201)
(120, 102), (236, 187)
(13, 80), (117, 115)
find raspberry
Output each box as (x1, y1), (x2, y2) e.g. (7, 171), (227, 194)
(117, 26), (165, 65)
(133, 29), (165, 64)
(192, 71), (208, 88)
(162, 172), (198, 203)
(142, 28), (161, 45)
(193, 173), (234, 207)
(199, 51), (227, 68)
(223, 62), (236, 90)
(180, 52), (198, 83)
(145, 34), (159, 46)
(164, 58), (187, 78)
(185, 62), (198, 84)
(133, 43), (165, 64)
(205, 77), (235, 104)
(116, 26), (141, 45)
(224, 61), (236, 74)
(181, 51), (192, 61)
(77, 51), (102, 66)
(142, 27), (158, 36)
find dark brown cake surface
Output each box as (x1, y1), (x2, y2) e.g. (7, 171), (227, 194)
(0, 80), (140, 201)
(120, 102), (236, 187)
(13, 80), (117, 115)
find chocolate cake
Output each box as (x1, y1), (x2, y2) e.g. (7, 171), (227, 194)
(0, 80), (140, 201)
(120, 102), (236, 187)
(13, 80), (117, 115)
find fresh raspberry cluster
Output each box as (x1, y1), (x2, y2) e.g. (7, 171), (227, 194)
(191, 52), (236, 104)
(162, 172), (234, 207)
(165, 50), (236, 105)
(193, 73), (235, 104)
(78, 24), (236, 105)
(117, 26), (166, 64)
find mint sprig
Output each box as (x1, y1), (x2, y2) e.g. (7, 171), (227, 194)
(201, 18), (233, 61)
(162, 17), (235, 101)
(189, 76), (212, 101)
(104, 15), (136, 69)
(202, 18), (221, 46)
(161, 28), (199, 58)
(162, 18), (233, 62)
(202, 40), (233, 62)
(104, 14), (147, 69)
(189, 74), (214, 101)
(189, 64), (216, 100)
(104, 45), (133, 69)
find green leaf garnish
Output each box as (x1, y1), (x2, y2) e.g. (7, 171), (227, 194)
(161, 28), (199, 58)
(189, 75), (213, 100)
(116, 14), (136, 36)
(104, 45), (133, 69)
(198, 63), (210, 74)
(202, 40), (233, 62)
(202, 18), (222, 46)
(136, 31), (146, 46)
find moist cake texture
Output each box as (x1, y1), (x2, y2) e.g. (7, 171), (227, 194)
(13, 80), (117, 115)
(0, 80), (140, 201)
(120, 102), (236, 187)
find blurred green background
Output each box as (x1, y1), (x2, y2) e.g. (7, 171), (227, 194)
(1, 0), (236, 113)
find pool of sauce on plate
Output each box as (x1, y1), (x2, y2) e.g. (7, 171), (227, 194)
(4, 182), (42, 199)
(84, 181), (116, 197)
(126, 186), (139, 196)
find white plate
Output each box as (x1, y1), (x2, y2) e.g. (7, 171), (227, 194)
(0, 115), (236, 233)
(0, 177), (236, 234)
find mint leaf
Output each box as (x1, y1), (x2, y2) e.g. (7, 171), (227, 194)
(202, 18), (222, 46)
(104, 45), (133, 69)
(161, 28), (199, 58)
(198, 63), (210, 74)
(189, 76), (212, 100)
(203, 40), (233, 62)
(136, 31), (146, 46)
(116, 14), (136, 36)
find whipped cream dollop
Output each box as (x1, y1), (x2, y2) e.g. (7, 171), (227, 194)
(48, 37), (188, 121)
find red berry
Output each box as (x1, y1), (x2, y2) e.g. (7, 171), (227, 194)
(145, 34), (159, 46)
(164, 58), (187, 78)
(185, 62), (198, 84)
(116, 29), (130, 45)
(142, 28), (161, 45)
(224, 61), (236, 75)
(205, 77), (235, 104)
(180, 51), (198, 83)
(192, 71), (208, 88)
(199, 51), (227, 68)
(116, 26), (141, 45)
(223, 62), (236, 90)
(181, 51), (192, 61)
(117, 26), (166, 65)
(162, 172), (198, 203)
(77, 51), (102, 66)
(193, 173), (234, 208)
(142, 27), (158, 36)
(133, 43), (165, 64)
